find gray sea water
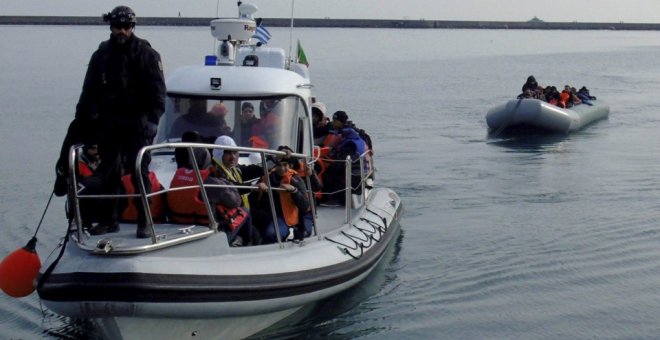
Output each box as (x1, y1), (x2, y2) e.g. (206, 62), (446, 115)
(2, 25), (660, 339)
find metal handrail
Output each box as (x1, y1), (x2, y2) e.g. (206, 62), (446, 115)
(68, 142), (315, 252)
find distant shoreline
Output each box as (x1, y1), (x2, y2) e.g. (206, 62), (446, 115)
(1, 16), (660, 30)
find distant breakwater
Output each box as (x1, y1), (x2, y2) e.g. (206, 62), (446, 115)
(2, 16), (660, 30)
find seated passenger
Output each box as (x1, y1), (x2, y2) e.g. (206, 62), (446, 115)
(522, 75), (539, 93)
(545, 86), (561, 106)
(211, 136), (263, 205)
(321, 111), (371, 205)
(311, 101), (331, 146)
(168, 147), (253, 246)
(577, 86), (595, 105)
(119, 171), (167, 223)
(250, 99), (281, 149)
(578, 86), (596, 100)
(569, 86), (582, 106)
(76, 143), (111, 234)
(255, 149), (312, 243)
(169, 100), (231, 141)
(517, 88), (534, 99)
(239, 102), (259, 146)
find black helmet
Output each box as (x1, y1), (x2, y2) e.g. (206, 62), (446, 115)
(103, 6), (137, 25)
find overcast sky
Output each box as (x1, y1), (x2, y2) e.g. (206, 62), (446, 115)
(1, 0), (660, 23)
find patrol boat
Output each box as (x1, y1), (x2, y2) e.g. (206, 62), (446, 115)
(35, 3), (403, 339)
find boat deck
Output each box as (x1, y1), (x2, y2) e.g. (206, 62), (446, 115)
(71, 203), (354, 255)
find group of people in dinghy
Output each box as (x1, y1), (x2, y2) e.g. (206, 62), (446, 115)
(518, 75), (598, 108)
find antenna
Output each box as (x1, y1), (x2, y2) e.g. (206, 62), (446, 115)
(213, 0), (222, 54)
(288, 0), (295, 68)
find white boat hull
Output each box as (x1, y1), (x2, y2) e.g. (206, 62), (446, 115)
(97, 308), (300, 340)
(38, 187), (402, 339)
(486, 98), (609, 133)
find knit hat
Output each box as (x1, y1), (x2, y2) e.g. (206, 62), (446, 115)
(212, 135), (237, 161)
(332, 110), (348, 124)
(275, 145), (299, 168)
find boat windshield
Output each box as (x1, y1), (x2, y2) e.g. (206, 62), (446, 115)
(156, 95), (306, 151)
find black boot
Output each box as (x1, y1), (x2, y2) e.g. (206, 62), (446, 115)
(136, 224), (152, 239)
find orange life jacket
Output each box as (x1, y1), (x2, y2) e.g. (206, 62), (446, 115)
(559, 92), (570, 108)
(314, 147), (329, 178)
(322, 133), (341, 149)
(279, 169), (300, 226)
(261, 169), (300, 226)
(168, 168), (245, 230)
(249, 135), (269, 149)
(168, 168), (213, 224)
(120, 172), (166, 223)
(216, 205), (248, 232)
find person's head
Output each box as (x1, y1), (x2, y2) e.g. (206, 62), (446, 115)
(84, 144), (100, 162)
(103, 6), (136, 44)
(274, 145), (297, 175)
(526, 75), (537, 85)
(213, 135), (238, 168)
(241, 102), (255, 121)
(188, 148), (211, 170)
(260, 99), (279, 115)
(332, 110), (348, 129)
(188, 99), (207, 115)
(311, 102), (327, 125)
(208, 102), (228, 117)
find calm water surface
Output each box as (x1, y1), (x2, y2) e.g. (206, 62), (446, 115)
(2, 25), (660, 339)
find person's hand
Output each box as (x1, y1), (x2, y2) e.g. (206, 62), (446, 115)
(303, 164), (314, 177)
(257, 182), (268, 192)
(277, 149), (292, 160)
(280, 184), (296, 193)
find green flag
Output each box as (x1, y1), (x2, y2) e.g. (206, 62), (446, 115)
(297, 39), (308, 67)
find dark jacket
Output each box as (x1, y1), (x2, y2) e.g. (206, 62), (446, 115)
(75, 34), (166, 125)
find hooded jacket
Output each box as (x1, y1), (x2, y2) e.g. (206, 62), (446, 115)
(75, 33), (166, 125)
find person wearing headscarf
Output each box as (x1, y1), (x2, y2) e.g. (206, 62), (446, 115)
(168, 146), (251, 246)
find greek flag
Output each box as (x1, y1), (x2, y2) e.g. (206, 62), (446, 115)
(253, 24), (271, 45)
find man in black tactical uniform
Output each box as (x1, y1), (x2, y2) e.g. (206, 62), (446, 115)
(56, 5), (166, 238)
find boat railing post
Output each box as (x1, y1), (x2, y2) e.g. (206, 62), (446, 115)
(68, 145), (84, 243)
(345, 155), (352, 223)
(303, 158), (319, 239)
(135, 146), (158, 242)
(260, 151), (285, 246)
(187, 146), (218, 232)
(359, 152), (366, 206)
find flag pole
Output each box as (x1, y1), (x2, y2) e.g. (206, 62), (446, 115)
(288, 0), (295, 67)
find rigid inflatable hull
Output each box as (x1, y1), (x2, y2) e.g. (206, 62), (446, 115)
(486, 98), (609, 133)
(37, 188), (402, 339)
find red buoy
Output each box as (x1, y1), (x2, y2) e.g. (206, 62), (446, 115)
(0, 237), (41, 297)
